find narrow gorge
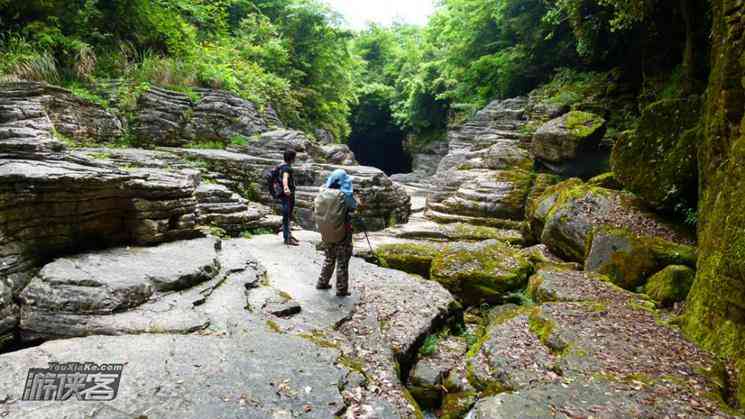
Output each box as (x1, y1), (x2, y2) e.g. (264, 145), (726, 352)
(0, 0), (744, 418)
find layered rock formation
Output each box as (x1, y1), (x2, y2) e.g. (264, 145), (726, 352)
(425, 98), (543, 231)
(0, 83), (205, 303)
(131, 86), (281, 147)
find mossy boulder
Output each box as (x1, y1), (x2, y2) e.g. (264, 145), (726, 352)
(538, 183), (616, 262)
(584, 226), (696, 290)
(375, 243), (441, 278)
(525, 177), (583, 244)
(430, 240), (533, 305)
(611, 98), (701, 211)
(644, 265), (695, 307)
(532, 111), (607, 176)
(529, 179), (694, 264)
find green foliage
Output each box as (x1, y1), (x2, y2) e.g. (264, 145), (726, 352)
(229, 135), (250, 147)
(0, 0), (357, 140)
(186, 140), (226, 150)
(67, 82), (109, 108)
(419, 334), (439, 357)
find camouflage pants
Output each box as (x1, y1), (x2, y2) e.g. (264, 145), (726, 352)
(317, 233), (353, 294)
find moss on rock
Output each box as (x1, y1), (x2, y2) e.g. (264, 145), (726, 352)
(565, 111), (606, 139)
(532, 111), (607, 164)
(645, 265), (695, 307)
(375, 243), (441, 278)
(587, 172), (621, 190)
(611, 98), (701, 211)
(439, 392), (477, 419)
(585, 226), (696, 290)
(430, 240), (533, 306)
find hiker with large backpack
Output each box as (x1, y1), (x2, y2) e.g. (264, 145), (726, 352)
(267, 149), (299, 246)
(314, 169), (358, 297)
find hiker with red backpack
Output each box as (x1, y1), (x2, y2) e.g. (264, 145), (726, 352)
(314, 169), (358, 297)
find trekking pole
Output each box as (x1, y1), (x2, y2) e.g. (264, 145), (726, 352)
(357, 218), (375, 254)
(362, 228), (375, 255)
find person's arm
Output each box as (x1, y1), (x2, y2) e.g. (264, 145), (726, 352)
(346, 193), (358, 212)
(283, 172), (290, 195)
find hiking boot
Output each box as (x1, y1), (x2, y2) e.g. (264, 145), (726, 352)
(316, 283), (332, 290)
(336, 290), (351, 297)
(284, 239), (299, 247)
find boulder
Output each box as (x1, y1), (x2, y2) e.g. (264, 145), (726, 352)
(587, 171), (622, 189)
(611, 98), (701, 210)
(529, 180), (694, 263)
(519, 245), (581, 271)
(321, 143), (357, 165)
(376, 242), (441, 278)
(584, 226), (696, 290)
(644, 265), (695, 307)
(430, 240), (532, 305)
(439, 392), (477, 419)
(466, 308), (557, 393)
(532, 111), (607, 176)
(385, 217), (524, 244)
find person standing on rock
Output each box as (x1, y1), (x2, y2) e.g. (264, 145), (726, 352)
(280, 149), (299, 246)
(314, 169), (358, 297)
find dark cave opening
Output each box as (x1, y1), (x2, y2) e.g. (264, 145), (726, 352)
(347, 93), (412, 176)
(348, 130), (412, 176)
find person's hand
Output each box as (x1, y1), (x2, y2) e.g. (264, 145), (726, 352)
(284, 187), (291, 195)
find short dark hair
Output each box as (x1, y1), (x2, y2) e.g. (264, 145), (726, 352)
(283, 149), (297, 163)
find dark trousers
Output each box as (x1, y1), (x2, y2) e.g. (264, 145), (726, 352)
(280, 195), (295, 242)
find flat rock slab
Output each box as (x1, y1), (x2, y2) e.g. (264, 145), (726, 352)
(247, 287), (302, 317)
(527, 268), (639, 304)
(235, 231), (359, 330)
(0, 333), (345, 418)
(386, 216), (524, 245)
(470, 378), (657, 418)
(468, 311), (558, 392)
(19, 238), (221, 315)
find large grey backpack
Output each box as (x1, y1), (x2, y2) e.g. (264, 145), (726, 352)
(314, 188), (347, 243)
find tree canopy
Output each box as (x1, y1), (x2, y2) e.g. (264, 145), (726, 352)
(0, 0), (708, 142)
